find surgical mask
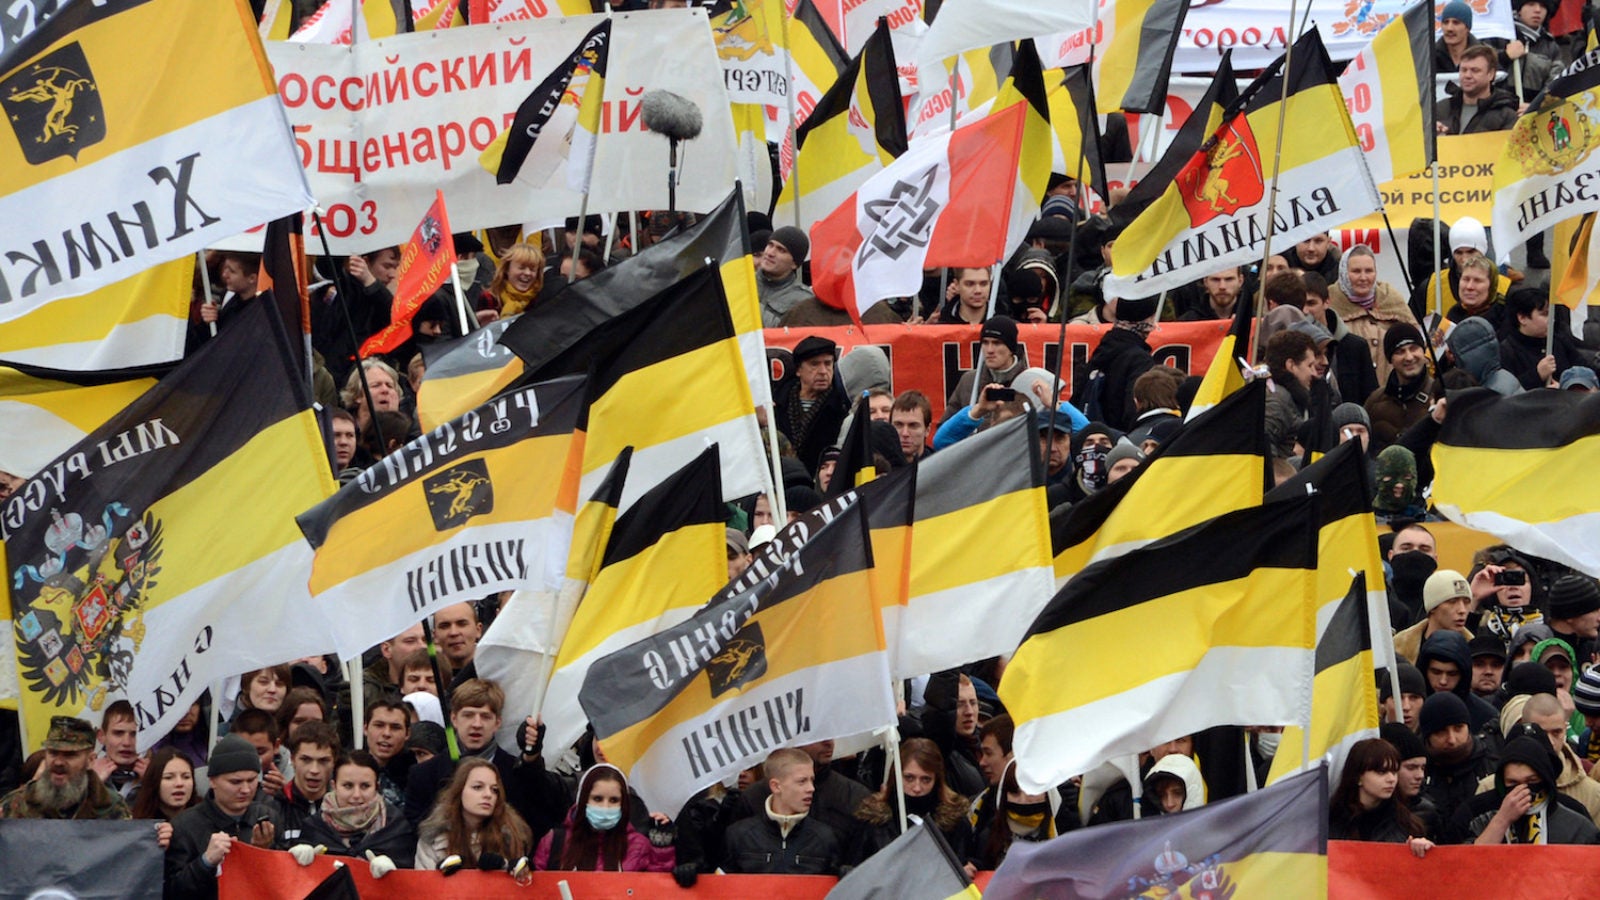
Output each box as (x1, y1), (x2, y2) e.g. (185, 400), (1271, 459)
(1255, 730), (1281, 758)
(585, 805), (622, 831)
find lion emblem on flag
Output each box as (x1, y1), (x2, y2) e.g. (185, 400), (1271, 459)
(11, 504), (162, 711)
(1176, 120), (1265, 227)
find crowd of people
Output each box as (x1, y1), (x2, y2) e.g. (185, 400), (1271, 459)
(7, 0), (1600, 895)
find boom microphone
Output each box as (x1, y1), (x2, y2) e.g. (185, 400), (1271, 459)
(640, 90), (703, 142)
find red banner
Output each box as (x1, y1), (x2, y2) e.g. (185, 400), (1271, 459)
(764, 321), (1230, 423)
(362, 190), (458, 357)
(1327, 841), (1600, 898)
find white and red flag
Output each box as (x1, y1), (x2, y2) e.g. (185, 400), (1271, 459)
(810, 101), (1025, 321)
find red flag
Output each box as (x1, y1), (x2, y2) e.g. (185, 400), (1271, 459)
(809, 103), (1024, 323)
(360, 190), (457, 357)
(1550, 0), (1584, 37)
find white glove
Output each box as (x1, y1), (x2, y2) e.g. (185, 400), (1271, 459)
(289, 844), (325, 866)
(365, 850), (397, 879)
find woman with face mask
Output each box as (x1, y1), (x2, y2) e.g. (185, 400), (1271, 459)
(973, 762), (1061, 870)
(533, 764), (676, 872)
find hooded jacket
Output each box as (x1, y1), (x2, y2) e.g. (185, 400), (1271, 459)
(1446, 317), (1523, 396)
(1143, 754), (1206, 814)
(851, 787), (973, 864)
(1468, 737), (1600, 844)
(1320, 308), (1380, 409)
(1073, 326), (1157, 433)
(1478, 696), (1600, 827)
(1417, 631), (1500, 734)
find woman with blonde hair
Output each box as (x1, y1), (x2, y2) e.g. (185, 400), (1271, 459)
(488, 243), (545, 317)
(415, 758), (532, 870)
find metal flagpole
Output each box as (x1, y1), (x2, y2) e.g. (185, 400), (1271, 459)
(197, 250), (218, 337)
(311, 211), (388, 453)
(1432, 162), (1445, 326)
(347, 658), (365, 749)
(935, 72), (961, 314)
(1249, 0), (1301, 365)
(764, 402), (788, 521)
(449, 262), (473, 334)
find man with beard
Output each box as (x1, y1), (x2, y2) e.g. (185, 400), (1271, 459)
(0, 716), (128, 819)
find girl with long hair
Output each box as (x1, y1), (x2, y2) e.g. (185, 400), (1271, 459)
(130, 749), (199, 848)
(973, 762), (1058, 870)
(298, 751), (416, 868)
(415, 759), (532, 870)
(1330, 738), (1433, 857)
(852, 738), (973, 863)
(533, 764), (674, 872)
(487, 243), (545, 317)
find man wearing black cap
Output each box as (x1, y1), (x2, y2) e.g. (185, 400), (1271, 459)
(1545, 574), (1600, 671)
(942, 316), (1028, 424)
(1469, 634), (1509, 699)
(757, 226), (815, 326)
(1363, 321), (1437, 448)
(1073, 295), (1159, 432)
(1418, 692), (1497, 842)
(1380, 662), (1428, 731)
(1470, 735), (1600, 844)
(167, 733), (283, 899)
(0, 716), (128, 819)
(1381, 721), (1436, 836)
(773, 335), (850, 474)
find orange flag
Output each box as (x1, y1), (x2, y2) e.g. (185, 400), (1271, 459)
(360, 190), (457, 357)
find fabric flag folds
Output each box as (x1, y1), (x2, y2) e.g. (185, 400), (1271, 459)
(1109, 50), (1237, 233)
(983, 765), (1328, 900)
(1007, 495), (1319, 791)
(1490, 59), (1600, 262)
(1266, 573), (1379, 788)
(772, 17), (907, 235)
(538, 447), (727, 766)
(1554, 212), (1598, 340)
(1052, 378), (1267, 582)
(1431, 387), (1600, 577)
(1040, 0), (1191, 115)
(414, 316), (526, 432)
(0, 819), (163, 900)
(2, 299), (337, 750)
(0, 0), (313, 311)
(827, 821), (979, 900)
(580, 499), (894, 816)
(297, 375), (587, 659)
(894, 413), (1053, 679)
(479, 20), (612, 187)
(1049, 66), (1108, 204)
(810, 100), (1027, 319)
(360, 191), (458, 358)
(1106, 29), (1379, 300)
(915, 0), (1093, 87)
(0, 364), (161, 479)
(1337, 0), (1434, 184)
(0, 258), (193, 373)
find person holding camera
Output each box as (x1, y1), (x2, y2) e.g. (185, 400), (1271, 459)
(941, 317), (1028, 426)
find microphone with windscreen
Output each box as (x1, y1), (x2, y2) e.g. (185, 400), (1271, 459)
(641, 90), (703, 214)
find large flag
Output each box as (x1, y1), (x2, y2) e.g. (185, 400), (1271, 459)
(983, 765), (1328, 900)
(474, 447), (628, 755)
(414, 315), (526, 432)
(1337, 0), (1434, 184)
(772, 17), (907, 235)
(0, 258), (192, 373)
(1266, 573), (1379, 789)
(538, 447), (726, 764)
(828, 822), (979, 900)
(1051, 379), (1267, 582)
(2, 299), (337, 750)
(579, 498), (895, 816)
(296, 375), (586, 660)
(1040, 0), (1191, 115)
(1432, 387), (1600, 577)
(563, 266), (768, 509)
(478, 20), (612, 188)
(780, 0), (853, 155)
(360, 190), (458, 358)
(810, 99), (1027, 319)
(712, 0), (846, 150)
(1048, 66), (1108, 204)
(0, 364), (160, 479)
(914, 0), (1092, 89)
(1105, 29), (1380, 300)
(0, 0), (313, 311)
(1006, 495), (1319, 791)
(1108, 50), (1237, 230)
(1490, 59), (1600, 262)
(893, 413), (1054, 679)
(498, 188), (771, 412)
(0, 819), (163, 900)
(987, 40), (1054, 267)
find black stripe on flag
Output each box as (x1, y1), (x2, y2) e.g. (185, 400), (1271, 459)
(599, 445), (724, 569)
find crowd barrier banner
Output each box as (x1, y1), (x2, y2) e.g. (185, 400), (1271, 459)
(1346, 132), (1502, 232)
(764, 321), (1229, 423)
(222, 841), (1597, 897)
(261, 10), (740, 254)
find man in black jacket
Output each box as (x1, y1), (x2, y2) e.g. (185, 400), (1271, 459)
(1074, 295), (1158, 433)
(722, 748), (841, 875)
(165, 735), (283, 900)
(773, 336), (851, 475)
(1437, 46), (1520, 135)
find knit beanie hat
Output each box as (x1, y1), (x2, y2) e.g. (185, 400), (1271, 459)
(1504, 660), (1559, 699)
(1573, 668), (1600, 717)
(769, 225), (810, 262)
(1382, 323), (1427, 362)
(1547, 574), (1600, 621)
(981, 315), (1023, 360)
(1105, 437), (1145, 470)
(1374, 445), (1418, 513)
(1380, 721), (1426, 762)
(1449, 216), (1488, 255)
(1116, 295), (1159, 322)
(1440, 0), (1473, 28)
(1423, 569), (1471, 614)
(1418, 691), (1470, 739)
(1379, 662), (1426, 702)
(1331, 403), (1371, 432)
(209, 734), (262, 779)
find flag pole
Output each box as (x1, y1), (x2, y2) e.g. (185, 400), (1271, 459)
(889, 725), (909, 834)
(449, 262), (473, 334)
(197, 250), (218, 337)
(570, 195), (590, 284)
(935, 71), (961, 313)
(764, 403), (788, 522)
(1250, 0), (1300, 366)
(347, 657), (365, 749)
(311, 210), (389, 455)
(421, 617), (460, 761)
(783, 9), (803, 229)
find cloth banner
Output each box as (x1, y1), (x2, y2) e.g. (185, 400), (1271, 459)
(259, 10), (741, 253)
(764, 321), (1227, 423)
(1345, 132), (1502, 231)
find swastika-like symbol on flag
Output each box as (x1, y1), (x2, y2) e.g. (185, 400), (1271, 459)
(856, 166), (943, 265)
